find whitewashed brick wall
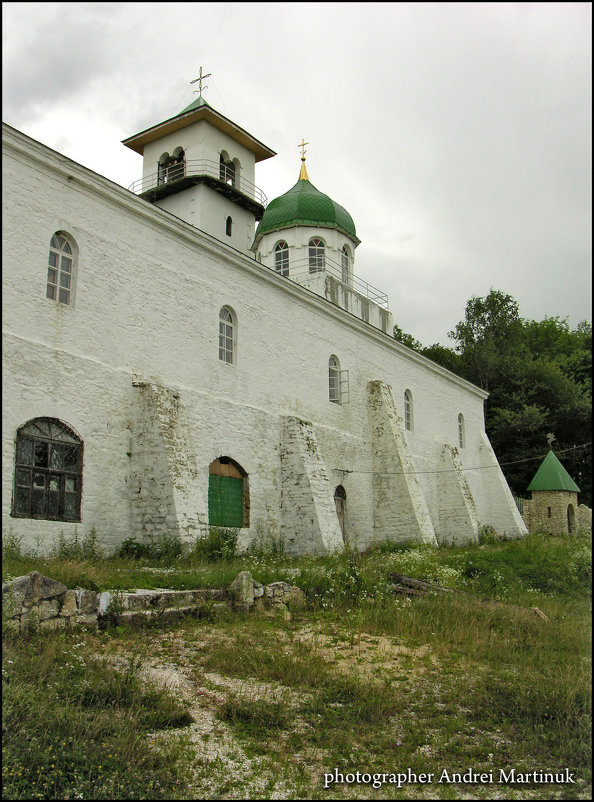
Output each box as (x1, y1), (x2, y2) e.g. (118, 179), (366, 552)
(2, 124), (528, 553)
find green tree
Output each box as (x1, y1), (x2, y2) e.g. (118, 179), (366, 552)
(393, 323), (422, 351)
(448, 292), (591, 504)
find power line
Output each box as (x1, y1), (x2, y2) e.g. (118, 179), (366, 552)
(332, 442), (591, 477)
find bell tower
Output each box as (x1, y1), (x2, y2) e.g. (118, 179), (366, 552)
(123, 70), (276, 254)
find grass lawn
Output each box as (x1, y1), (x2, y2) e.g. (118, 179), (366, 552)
(2, 529), (591, 799)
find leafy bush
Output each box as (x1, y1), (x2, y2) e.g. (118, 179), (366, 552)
(192, 527), (238, 562)
(115, 532), (183, 563)
(52, 528), (103, 562)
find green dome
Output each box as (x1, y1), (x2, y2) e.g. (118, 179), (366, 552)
(254, 178), (359, 245)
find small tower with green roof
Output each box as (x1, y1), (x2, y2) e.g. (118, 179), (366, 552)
(123, 72), (275, 254)
(524, 450), (580, 534)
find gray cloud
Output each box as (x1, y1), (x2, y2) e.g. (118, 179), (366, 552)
(2, 2), (591, 344)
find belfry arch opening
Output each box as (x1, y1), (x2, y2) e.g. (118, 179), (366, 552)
(208, 457), (249, 528)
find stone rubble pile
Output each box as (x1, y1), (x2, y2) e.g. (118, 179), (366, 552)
(2, 570), (306, 631)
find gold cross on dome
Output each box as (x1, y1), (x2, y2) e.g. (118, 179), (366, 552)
(190, 66), (212, 96)
(298, 138), (309, 160)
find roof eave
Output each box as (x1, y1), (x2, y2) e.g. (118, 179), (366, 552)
(253, 221), (360, 250)
(122, 105), (276, 162)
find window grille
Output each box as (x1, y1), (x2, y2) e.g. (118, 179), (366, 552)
(458, 413), (465, 449)
(12, 418), (82, 522)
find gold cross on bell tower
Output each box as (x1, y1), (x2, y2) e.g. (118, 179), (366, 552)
(190, 66), (212, 97)
(298, 138), (309, 181)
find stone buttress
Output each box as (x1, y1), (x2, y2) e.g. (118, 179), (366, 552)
(279, 416), (344, 554)
(368, 380), (437, 545)
(130, 378), (207, 543)
(437, 443), (480, 545)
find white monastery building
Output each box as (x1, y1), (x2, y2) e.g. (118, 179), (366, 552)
(2, 86), (527, 555)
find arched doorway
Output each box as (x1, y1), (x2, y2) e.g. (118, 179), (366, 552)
(208, 457), (249, 528)
(567, 504), (576, 535)
(334, 485), (346, 541)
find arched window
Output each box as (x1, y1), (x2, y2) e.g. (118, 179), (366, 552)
(458, 414), (465, 449)
(219, 306), (236, 364)
(219, 152), (235, 186)
(12, 418), (83, 521)
(404, 390), (413, 431)
(158, 152), (170, 184)
(341, 246), (350, 284)
(208, 457), (249, 528)
(47, 232), (76, 305)
(226, 216), (233, 236)
(334, 485), (346, 541)
(158, 149), (184, 183)
(274, 241), (289, 277)
(329, 355), (340, 404)
(309, 238), (325, 273)
(170, 147), (185, 181)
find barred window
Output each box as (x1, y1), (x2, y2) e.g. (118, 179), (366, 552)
(309, 238), (325, 273)
(12, 418), (83, 522)
(275, 241), (289, 277)
(219, 306), (236, 365)
(458, 413), (465, 449)
(47, 233), (75, 305)
(404, 390), (413, 431)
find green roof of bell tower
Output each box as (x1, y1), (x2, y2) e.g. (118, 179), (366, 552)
(527, 450), (580, 493)
(254, 176), (360, 247)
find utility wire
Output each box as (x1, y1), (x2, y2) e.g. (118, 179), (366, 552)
(332, 442), (591, 477)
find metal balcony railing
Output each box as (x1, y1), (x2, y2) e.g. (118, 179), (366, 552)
(267, 254), (389, 309)
(128, 159), (268, 206)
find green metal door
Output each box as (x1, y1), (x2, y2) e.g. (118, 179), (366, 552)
(208, 473), (244, 527)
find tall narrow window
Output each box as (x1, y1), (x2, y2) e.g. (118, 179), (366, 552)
(47, 233), (75, 305)
(274, 241), (289, 277)
(458, 413), (465, 449)
(341, 246), (350, 284)
(226, 216), (233, 236)
(404, 390), (413, 431)
(334, 485), (347, 541)
(12, 418), (83, 521)
(309, 238), (325, 273)
(219, 306), (236, 364)
(208, 457), (249, 528)
(329, 355), (340, 403)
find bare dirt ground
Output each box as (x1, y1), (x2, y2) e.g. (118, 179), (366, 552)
(101, 622), (590, 800)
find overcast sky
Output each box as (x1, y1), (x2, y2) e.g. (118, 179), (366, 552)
(3, 2), (591, 345)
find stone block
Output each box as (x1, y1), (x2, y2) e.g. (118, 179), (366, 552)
(74, 614), (99, 627)
(60, 590), (78, 617)
(76, 589), (99, 615)
(39, 616), (67, 630)
(229, 571), (255, 609)
(38, 599), (61, 620)
(285, 586), (306, 609)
